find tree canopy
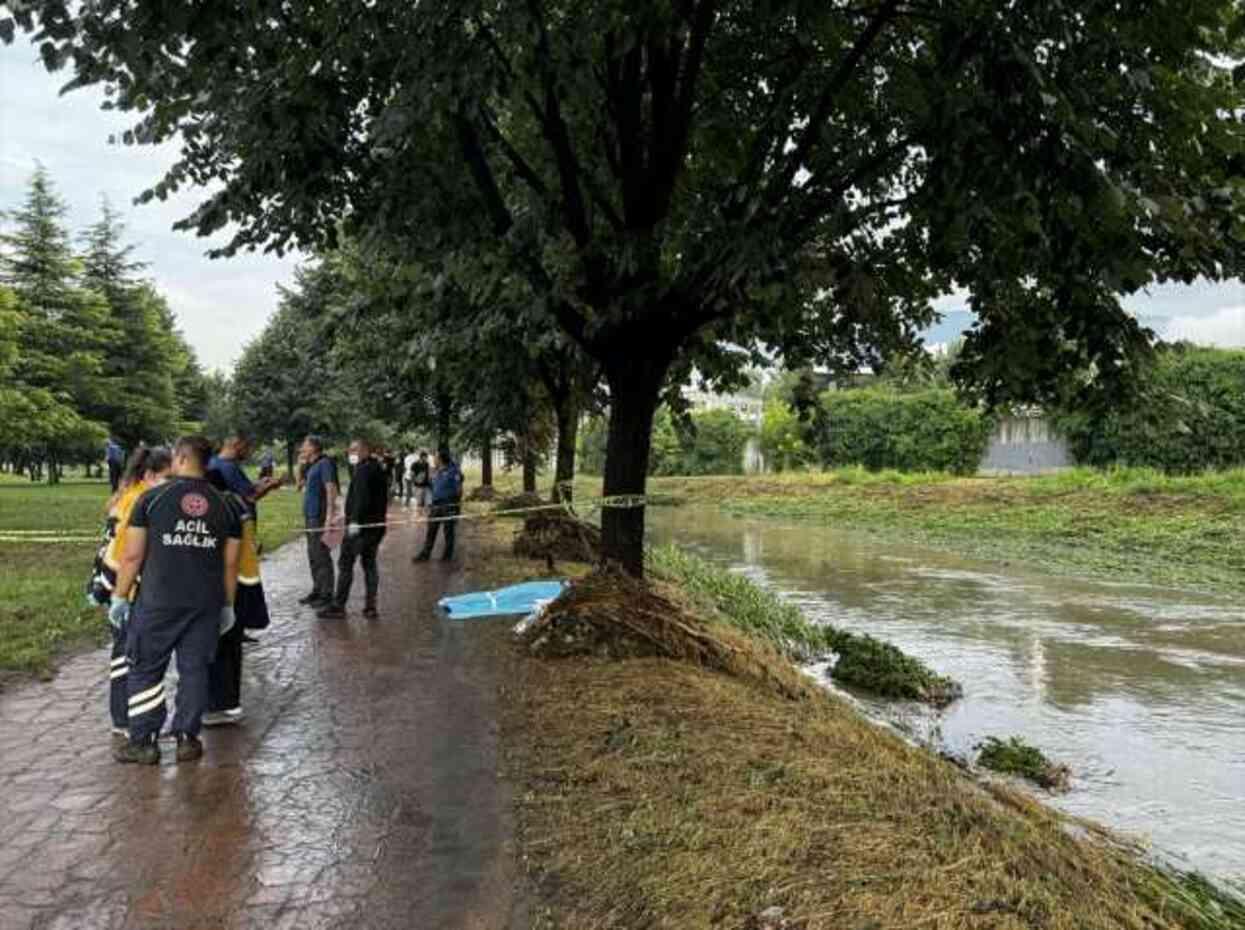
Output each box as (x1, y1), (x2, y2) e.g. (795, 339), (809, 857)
(14, 0), (1245, 567)
(0, 166), (212, 479)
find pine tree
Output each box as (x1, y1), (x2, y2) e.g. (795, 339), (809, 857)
(0, 169), (110, 480)
(79, 200), (181, 443)
(0, 163), (80, 319)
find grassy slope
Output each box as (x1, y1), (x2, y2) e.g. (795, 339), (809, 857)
(0, 477), (306, 678)
(481, 519), (1243, 929)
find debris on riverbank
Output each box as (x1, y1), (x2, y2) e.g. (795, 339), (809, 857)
(827, 630), (963, 706)
(471, 521), (1245, 929)
(512, 511), (602, 564)
(494, 491), (546, 514)
(465, 484), (498, 502)
(520, 568), (812, 700)
(649, 543), (961, 706)
(977, 735), (1072, 791)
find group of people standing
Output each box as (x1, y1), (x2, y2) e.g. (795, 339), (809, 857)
(89, 434), (262, 764)
(89, 432), (464, 765)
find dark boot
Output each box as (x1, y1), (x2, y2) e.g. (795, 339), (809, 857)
(363, 603), (379, 619)
(115, 737), (160, 766)
(175, 734), (204, 762)
(317, 604), (347, 620)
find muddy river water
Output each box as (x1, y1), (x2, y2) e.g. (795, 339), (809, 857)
(646, 507), (1245, 881)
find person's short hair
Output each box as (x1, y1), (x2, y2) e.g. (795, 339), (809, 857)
(226, 431), (254, 447)
(174, 435), (214, 470)
(437, 446), (452, 463)
(304, 434), (324, 453)
(353, 436), (373, 452)
(419, 450), (428, 457)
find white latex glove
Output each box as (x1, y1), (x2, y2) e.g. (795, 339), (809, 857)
(108, 596), (131, 631)
(348, 522), (361, 537)
(220, 604), (237, 636)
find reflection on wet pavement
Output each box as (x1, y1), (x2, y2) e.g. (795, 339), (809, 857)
(0, 524), (523, 930)
(649, 507), (1245, 881)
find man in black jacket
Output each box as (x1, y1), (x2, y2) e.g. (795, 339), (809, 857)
(318, 438), (389, 620)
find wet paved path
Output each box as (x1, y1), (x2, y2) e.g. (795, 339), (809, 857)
(0, 523), (524, 930)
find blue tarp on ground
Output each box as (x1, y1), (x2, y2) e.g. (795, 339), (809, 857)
(438, 580), (567, 620)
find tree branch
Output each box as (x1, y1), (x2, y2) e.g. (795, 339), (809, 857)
(768, 0), (904, 205)
(526, 0), (592, 247)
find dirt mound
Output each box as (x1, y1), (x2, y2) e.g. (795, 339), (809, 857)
(465, 484), (499, 502)
(513, 512), (602, 564)
(521, 570), (811, 699)
(495, 492), (547, 513)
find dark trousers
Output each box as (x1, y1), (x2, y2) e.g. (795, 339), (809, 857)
(208, 621), (243, 712)
(419, 504), (458, 558)
(108, 622), (129, 728)
(306, 516), (334, 599)
(335, 531), (383, 607)
(126, 605), (219, 744)
(108, 461), (122, 492)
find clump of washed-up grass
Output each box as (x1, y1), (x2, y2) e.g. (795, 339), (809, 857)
(976, 735), (1071, 791)
(648, 544), (961, 706)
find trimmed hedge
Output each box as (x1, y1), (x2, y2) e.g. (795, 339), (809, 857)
(816, 387), (993, 475)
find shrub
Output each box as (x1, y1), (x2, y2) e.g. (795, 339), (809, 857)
(579, 407), (752, 476)
(1056, 346), (1245, 473)
(816, 387), (993, 474)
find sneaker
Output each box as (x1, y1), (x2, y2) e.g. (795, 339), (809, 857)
(115, 739), (159, 765)
(317, 604), (347, 620)
(223, 706), (245, 724)
(298, 592), (321, 605)
(412, 552), (430, 562)
(110, 726), (129, 739)
(201, 711), (232, 728)
(362, 605), (379, 619)
(175, 734), (204, 762)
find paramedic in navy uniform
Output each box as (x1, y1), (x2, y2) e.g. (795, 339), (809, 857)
(110, 435), (243, 765)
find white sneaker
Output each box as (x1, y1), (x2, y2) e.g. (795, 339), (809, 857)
(110, 726), (129, 738)
(201, 711), (232, 727)
(223, 707), (245, 723)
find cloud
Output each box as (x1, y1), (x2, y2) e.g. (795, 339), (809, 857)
(0, 35), (300, 370)
(1161, 305), (1245, 348)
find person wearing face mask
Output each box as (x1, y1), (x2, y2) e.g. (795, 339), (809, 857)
(318, 437), (389, 620)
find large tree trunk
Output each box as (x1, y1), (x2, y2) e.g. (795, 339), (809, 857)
(522, 441), (537, 494)
(481, 433), (494, 487)
(436, 392), (453, 451)
(286, 437), (297, 478)
(601, 355), (670, 577)
(551, 394), (580, 503)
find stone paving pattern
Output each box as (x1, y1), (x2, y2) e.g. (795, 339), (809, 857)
(0, 524), (524, 930)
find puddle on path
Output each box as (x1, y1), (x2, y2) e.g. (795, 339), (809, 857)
(648, 507), (1245, 881)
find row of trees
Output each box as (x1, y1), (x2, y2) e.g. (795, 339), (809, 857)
(15, 1), (1245, 572)
(0, 168), (211, 481)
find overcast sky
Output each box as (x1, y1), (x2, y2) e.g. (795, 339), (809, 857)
(2, 35), (1243, 374)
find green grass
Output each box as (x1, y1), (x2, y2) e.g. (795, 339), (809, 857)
(976, 735), (1071, 791)
(648, 543), (962, 705)
(0, 480), (306, 679)
(672, 466), (1245, 594)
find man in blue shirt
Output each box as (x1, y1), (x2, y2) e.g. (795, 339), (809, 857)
(299, 434), (339, 607)
(208, 433), (283, 513)
(105, 436), (125, 492)
(413, 447), (464, 562)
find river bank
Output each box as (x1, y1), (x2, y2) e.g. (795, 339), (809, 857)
(534, 466), (1243, 596)
(482, 517), (1244, 929)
